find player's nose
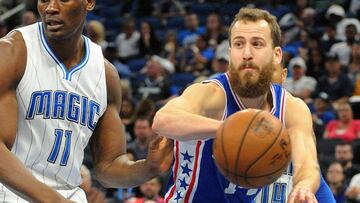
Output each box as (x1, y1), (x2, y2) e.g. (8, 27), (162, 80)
(45, 0), (60, 15)
(242, 43), (253, 61)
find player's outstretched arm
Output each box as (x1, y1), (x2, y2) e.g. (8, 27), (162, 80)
(0, 32), (73, 203)
(285, 93), (320, 203)
(152, 82), (224, 141)
(90, 60), (173, 188)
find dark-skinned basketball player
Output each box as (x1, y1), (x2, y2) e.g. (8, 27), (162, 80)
(153, 8), (319, 203)
(0, 0), (173, 202)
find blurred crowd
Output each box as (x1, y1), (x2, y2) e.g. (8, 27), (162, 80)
(1, 0), (360, 202)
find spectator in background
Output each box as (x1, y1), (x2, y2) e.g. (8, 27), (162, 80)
(350, 41), (360, 95)
(311, 92), (336, 138)
(0, 20), (8, 38)
(188, 35), (214, 76)
(346, 173), (360, 203)
(121, 97), (136, 142)
(139, 21), (162, 57)
(330, 23), (358, 67)
(86, 20), (108, 52)
(178, 13), (205, 47)
(204, 13), (226, 48)
(115, 18), (140, 62)
(297, 7), (316, 32)
(307, 48), (326, 80)
(80, 165), (107, 203)
(349, 0), (360, 17)
(325, 4), (360, 42)
(326, 161), (347, 203)
(334, 142), (360, 184)
(104, 46), (132, 79)
(127, 116), (154, 160)
(135, 55), (175, 106)
(153, 0), (185, 18)
(20, 11), (37, 27)
(284, 56), (316, 101)
(126, 177), (164, 203)
(321, 23), (341, 52)
(315, 52), (353, 106)
(161, 31), (179, 68)
(211, 52), (229, 77)
(134, 99), (157, 121)
(324, 102), (360, 142)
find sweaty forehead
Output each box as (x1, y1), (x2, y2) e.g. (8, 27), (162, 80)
(231, 20), (271, 40)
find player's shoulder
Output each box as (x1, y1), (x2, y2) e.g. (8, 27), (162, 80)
(0, 31), (27, 86)
(284, 91), (307, 108)
(182, 81), (225, 99)
(0, 30), (26, 54)
(284, 90), (312, 119)
(103, 59), (122, 108)
(180, 81), (225, 116)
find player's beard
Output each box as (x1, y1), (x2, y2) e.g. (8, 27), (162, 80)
(228, 60), (274, 98)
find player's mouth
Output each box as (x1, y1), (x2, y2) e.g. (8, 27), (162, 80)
(45, 19), (64, 31)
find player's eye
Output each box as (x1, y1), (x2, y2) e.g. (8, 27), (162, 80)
(253, 41), (264, 48)
(233, 41), (243, 48)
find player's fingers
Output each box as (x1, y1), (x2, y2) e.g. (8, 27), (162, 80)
(287, 191), (297, 203)
(295, 188), (306, 202)
(304, 192), (317, 203)
(149, 136), (163, 149)
(164, 137), (174, 150)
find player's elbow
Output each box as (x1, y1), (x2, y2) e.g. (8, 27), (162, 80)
(93, 165), (116, 188)
(152, 110), (169, 135)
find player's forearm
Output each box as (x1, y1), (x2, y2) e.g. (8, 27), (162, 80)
(292, 163), (321, 193)
(152, 108), (222, 141)
(94, 156), (156, 188)
(290, 131), (320, 193)
(0, 143), (64, 202)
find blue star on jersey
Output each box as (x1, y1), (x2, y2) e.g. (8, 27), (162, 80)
(175, 191), (182, 203)
(179, 177), (189, 190)
(181, 163), (192, 177)
(181, 151), (194, 162)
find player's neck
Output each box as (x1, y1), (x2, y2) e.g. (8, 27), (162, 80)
(238, 92), (271, 111)
(47, 36), (84, 71)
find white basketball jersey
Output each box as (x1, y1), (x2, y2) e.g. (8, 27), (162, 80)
(0, 22), (107, 201)
(254, 164), (293, 203)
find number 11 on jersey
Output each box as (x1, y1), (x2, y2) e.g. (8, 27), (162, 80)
(47, 129), (72, 166)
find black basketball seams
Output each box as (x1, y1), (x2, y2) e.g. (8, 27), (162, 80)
(233, 110), (263, 185)
(244, 123), (284, 187)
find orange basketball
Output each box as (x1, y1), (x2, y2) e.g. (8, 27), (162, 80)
(213, 109), (291, 188)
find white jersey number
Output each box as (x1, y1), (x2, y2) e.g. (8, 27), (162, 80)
(224, 182), (258, 196)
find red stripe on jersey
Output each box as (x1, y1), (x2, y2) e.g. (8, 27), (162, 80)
(184, 141), (202, 203)
(165, 141), (180, 203)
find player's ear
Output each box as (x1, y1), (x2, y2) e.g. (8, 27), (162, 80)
(281, 68), (288, 84)
(273, 46), (282, 66)
(85, 0), (95, 11)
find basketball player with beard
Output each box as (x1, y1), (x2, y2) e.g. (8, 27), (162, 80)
(152, 8), (319, 203)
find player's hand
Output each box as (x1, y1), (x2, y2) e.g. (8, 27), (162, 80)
(288, 187), (318, 203)
(146, 136), (174, 175)
(345, 186), (360, 199)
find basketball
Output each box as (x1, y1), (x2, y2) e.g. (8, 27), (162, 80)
(213, 109), (291, 188)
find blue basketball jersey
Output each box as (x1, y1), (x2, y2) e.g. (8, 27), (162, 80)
(316, 176), (336, 203)
(164, 73), (286, 203)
